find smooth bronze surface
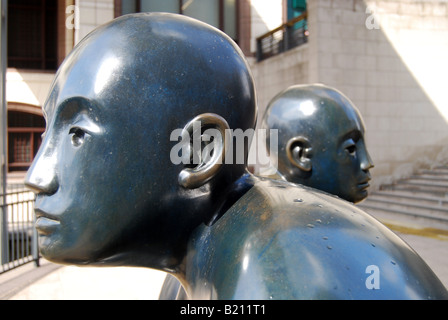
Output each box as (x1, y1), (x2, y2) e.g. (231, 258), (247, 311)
(25, 14), (447, 300)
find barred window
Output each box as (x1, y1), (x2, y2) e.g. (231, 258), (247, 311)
(8, 0), (58, 70)
(118, 0), (238, 42)
(8, 111), (45, 172)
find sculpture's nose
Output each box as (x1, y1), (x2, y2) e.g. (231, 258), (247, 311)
(25, 142), (59, 195)
(358, 140), (374, 172)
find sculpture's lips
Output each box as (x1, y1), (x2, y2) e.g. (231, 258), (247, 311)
(357, 182), (370, 190)
(34, 209), (60, 235)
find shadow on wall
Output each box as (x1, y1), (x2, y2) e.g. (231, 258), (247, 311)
(355, 0), (448, 188)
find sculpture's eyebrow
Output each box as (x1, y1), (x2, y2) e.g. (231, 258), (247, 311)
(340, 129), (362, 143)
(52, 97), (101, 125)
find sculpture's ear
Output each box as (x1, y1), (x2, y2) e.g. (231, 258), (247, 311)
(286, 136), (313, 172)
(178, 113), (230, 189)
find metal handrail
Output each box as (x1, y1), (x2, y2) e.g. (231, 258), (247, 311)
(1, 188), (39, 274)
(256, 12), (308, 42)
(256, 12), (308, 62)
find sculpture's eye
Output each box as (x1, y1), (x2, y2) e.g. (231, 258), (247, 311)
(69, 127), (86, 147)
(343, 139), (357, 156)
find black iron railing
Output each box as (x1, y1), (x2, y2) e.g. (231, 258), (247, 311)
(256, 12), (308, 62)
(1, 187), (39, 274)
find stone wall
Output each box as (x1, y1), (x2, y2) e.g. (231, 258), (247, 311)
(250, 0), (448, 187)
(76, 0), (114, 44)
(249, 44), (310, 126)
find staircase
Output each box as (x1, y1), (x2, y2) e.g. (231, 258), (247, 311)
(358, 165), (448, 231)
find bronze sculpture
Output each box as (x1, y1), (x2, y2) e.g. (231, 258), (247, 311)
(261, 84), (374, 204)
(160, 84), (376, 299)
(25, 13), (447, 299)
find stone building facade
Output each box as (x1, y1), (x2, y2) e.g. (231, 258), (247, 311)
(6, 0), (448, 188)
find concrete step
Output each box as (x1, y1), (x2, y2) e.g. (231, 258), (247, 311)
(399, 177), (448, 187)
(418, 167), (448, 174)
(411, 174), (448, 181)
(380, 182), (448, 197)
(359, 204), (448, 231)
(360, 164), (448, 230)
(368, 190), (448, 208)
(359, 197), (448, 223)
(358, 202), (448, 231)
(433, 165), (448, 169)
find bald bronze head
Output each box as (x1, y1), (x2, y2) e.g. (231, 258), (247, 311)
(262, 84), (374, 203)
(25, 13), (256, 269)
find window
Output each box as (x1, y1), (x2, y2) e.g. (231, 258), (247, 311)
(8, 0), (58, 71)
(141, 0), (179, 14)
(182, 0), (219, 29)
(287, 0), (307, 33)
(118, 0), (237, 42)
(256, 0), (308, 61)
(287, 0), (306, 21)
(7, 111), (45, 172)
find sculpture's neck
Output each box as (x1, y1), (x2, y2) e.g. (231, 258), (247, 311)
(169, 173), (256, 297)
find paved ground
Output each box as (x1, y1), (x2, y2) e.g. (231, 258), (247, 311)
(1, 214), (447, 300)
(1, 260), (167, 300)
(397, 233), (448, 287)
(376, 217), (448, 288)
